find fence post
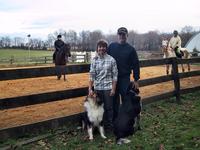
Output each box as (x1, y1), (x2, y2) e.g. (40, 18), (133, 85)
(171, 57), (181, 103)
(44, 57), (47, 64)
(83, 55), (86, 63)
(71, 55), (76, 63)
(10, 56), (14, 64)
(85, 52), (90, 63)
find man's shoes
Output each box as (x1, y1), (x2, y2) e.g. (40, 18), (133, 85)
(117, 138), (131, 145)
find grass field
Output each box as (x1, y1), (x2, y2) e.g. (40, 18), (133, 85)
(1, 91), (200, 150)
(0, 49), (54, 67)
(0, 49), (53, 59)
(0, 49), (88, 67)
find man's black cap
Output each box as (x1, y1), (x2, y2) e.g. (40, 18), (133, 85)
(117, 27), (128, 34)
(57, 35), (62, 38)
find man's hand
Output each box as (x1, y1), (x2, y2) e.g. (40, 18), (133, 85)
(132, 80), (139, 90)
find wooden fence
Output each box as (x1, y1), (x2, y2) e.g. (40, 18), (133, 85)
(0, 57), (200, 141)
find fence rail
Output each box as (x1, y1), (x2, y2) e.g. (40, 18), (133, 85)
(0, 57), (200, 141)
(0, 64), (90, 81)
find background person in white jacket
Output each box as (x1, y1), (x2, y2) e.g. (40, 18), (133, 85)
(169, 30), (183, 58)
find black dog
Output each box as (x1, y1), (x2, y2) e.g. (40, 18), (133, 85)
(113, 82), (142, 145)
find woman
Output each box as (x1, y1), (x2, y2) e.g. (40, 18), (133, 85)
(89, 39), (118, 130)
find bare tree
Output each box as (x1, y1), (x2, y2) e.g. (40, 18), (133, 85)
(89, 30), (104, 51)
(1, 26), (197, 52)
(0, 38), (3, 48)
(13, 37), (24, 47)
(47, 33), (56, 49)
(79, 30), (90, 51)
(105, 33), (117, 44)
(128, 30), (138, 47)
(180, 26), (195, 47)
(3, 36), (11, 48)
(145, 31), (160, 51)
(65, 30), (78, 50)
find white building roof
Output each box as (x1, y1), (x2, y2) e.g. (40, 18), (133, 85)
(185, 32), (200, 52)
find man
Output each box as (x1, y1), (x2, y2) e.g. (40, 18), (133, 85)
(107, 27), (140, 120)
(169, 30), (183, 58)
(89, 39), (118, 130)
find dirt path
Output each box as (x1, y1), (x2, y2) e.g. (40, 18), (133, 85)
(0, 65), (199, 129)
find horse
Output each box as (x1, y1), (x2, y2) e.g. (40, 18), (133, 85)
(53, 43), (71, 81)
(161, 40), (191, 75)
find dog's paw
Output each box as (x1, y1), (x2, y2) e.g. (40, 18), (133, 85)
(116, 139), (123, 145)
(117, 138), (131, 145)
(122, 138), (131, 144)
(76, 126), (82, 130)
(89, 137), (94, 141)
(101, 135), (107, 139)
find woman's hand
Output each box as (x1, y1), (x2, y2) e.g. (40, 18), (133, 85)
(88, 89), (94, 97)
(110, 89), (115, 96)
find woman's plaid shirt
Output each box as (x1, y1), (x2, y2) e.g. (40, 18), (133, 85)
(89, 54), (118, 90)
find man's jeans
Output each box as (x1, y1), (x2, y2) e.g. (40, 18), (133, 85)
(113, 76), (130, 121)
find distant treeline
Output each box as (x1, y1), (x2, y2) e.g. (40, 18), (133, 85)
(0, 26), (198, 51)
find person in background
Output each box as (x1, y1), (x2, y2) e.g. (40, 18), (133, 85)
(107, 27), (140, 121)
(169, 30), (183, 58)
(89, 39), (118, 130)
(53, 35), (71, 81)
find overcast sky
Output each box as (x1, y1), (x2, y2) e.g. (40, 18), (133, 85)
(0, 0), (200, 39)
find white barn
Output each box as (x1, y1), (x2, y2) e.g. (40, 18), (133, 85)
(185, 32), (200, 53)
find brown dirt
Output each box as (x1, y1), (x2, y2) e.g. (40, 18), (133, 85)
(0, 65), (200, 129)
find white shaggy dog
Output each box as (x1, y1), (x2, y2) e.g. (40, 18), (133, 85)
(82, 94), (107, 140)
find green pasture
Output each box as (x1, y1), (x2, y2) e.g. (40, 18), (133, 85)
(0, 49), (53, 59)
(0, 49), (54, 67)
